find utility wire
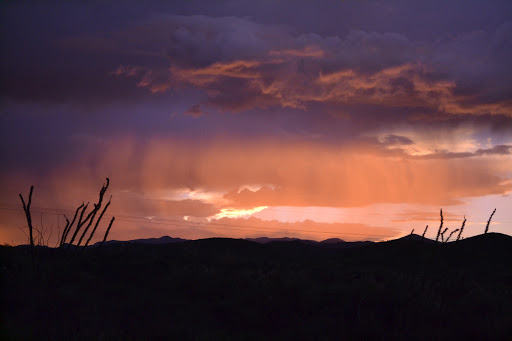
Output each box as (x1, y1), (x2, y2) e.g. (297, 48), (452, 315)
(0, 205), (395, 238)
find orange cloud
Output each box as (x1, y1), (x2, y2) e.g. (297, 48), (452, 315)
(3, 138), (510, 214)
(125, 58), (512, 116)
(2, 137), (510, 245)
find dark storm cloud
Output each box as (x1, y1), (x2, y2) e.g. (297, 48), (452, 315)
(94, 14), (510, 118)
(2, 1), (511, 114)
(380, 134), (414, 146)
(1, 1), (511, 169)
(476, 144), (512, 155)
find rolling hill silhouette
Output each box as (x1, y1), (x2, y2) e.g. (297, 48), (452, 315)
(1, 233), (511, 340)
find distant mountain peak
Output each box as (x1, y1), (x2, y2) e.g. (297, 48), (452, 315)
(320, 238), (346, 244)
(245, 237), (301, 244)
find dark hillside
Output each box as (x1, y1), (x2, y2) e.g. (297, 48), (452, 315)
(1, 234), (511, 340)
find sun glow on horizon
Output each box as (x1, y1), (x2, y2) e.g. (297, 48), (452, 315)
(208, 206), (269, 221)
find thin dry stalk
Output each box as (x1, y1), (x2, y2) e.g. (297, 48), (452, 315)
(83, 197), (112, 250)
(440, 227), (448, 243)
(19, 186), (34, 247)
(54, 215), (61, 248)
(46, 223), (53, 247)
(17, 225), (30, 242)
(99, 217), (116, 248)
(484, 209), (496, 234)
(33, 226), (43, 246)
(435, 209), (444, 242)
(456, 217), (466, 241)
(76, 178), (110, 250)
(60, 203), (84, 247)
(422, 225), (428, 239)
(66, 203), (90, 250)
(445, 229), (459, 243)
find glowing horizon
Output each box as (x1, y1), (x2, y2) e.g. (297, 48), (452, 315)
(1, 1), (511, 245)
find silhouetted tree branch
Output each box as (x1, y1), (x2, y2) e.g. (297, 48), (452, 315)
(435, 209), (443, 242)
(440, 227), (448, 243)
(66, 203), (90, 251)
(484, 209), (496, 234)
(445, 229), (459, 243)
(60, 203), (84, 247)
(19, 186), (34, 248)
(83, 196), (112, 250)
(456, 216), (466, 241)
(99, 217), (115, 248)
(74, 179), (111, 255)
(76, 179), (109, 248)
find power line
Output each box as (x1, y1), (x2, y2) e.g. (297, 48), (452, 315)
(0, 201), (472, 220)
(3, 201), (508, 240)
(0, 205), (396, 238)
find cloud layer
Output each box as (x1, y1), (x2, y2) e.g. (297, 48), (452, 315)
(105, 15), (512, 118)
(1, 1), (511, 244)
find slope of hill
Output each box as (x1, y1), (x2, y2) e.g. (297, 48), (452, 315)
(1, 233), (511, 340)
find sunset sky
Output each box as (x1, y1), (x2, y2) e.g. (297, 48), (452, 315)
(1, 0), (511, 245)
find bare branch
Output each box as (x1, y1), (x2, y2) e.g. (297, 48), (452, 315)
(66, 203), (89, 250)
(19, 186), (34, 247)
(60, 203), (84, 247)
(445, 229), (459, 243)
(39, 213), (46, 246)
(440, 227), (448, 243)
(17, 225), (30, 242)
(484, 209), (496, 234)
(422, 225), (428, 239)
(435, 209), (444, 242)
(76, 178), (110, 251)
(54, 215), (61, 248)
(33, 226), (43, 246)
(99, 216), (115, 248)
(456, 216), (466, 241)
(46, 223), (53, 247)
(84, 197), (112, 249)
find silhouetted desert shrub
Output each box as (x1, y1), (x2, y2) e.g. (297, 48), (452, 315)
(19, 178), (115, 258)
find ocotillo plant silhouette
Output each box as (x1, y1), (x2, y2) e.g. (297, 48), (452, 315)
(60, 203), (84, 247)
(99, 217), (116, 248)
(19, 178), (115, 257)
(73, 179), (111, 255)
(63, 178), (114, 255)
(435, 209), (444, 242)
(484, 209), (496, 234)
(422, 225), (428, 239)
(456, 216), (466, 241)
(440, 227), (448, 243)
(445, 229), (459, 242)
(83, 197), (112, 250)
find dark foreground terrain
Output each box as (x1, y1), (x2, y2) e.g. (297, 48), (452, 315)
(1, 233), (512, 340)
